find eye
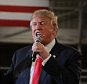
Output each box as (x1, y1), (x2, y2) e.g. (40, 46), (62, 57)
(40, 21), (45, 25)
(32, 22), (37, 26)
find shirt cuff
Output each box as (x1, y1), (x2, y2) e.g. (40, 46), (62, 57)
(42, 54), (52, 66)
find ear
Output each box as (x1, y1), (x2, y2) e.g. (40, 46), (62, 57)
(52, 23), (58, 32)
(51, 24), (58, 37)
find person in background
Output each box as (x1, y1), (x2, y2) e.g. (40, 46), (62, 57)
(0, 9), (81, 84)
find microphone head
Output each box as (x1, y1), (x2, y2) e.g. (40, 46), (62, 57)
(35, 32), (42, 42)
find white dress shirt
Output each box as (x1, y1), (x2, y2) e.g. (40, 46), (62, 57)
(29, 39), (56, 84)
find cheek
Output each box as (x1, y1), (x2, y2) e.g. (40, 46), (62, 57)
(42, 30), (52, 39)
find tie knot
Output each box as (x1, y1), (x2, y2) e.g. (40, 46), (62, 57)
(37, 56), (43, 63)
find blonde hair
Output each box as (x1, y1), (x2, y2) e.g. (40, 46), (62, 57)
(31, 9), (58, 29)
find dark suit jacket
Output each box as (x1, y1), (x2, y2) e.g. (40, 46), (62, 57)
(4, 41), (81, 84)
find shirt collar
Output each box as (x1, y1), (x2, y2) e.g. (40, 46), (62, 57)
(45, 39), (55, 53)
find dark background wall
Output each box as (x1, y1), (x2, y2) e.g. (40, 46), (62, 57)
(0, 43), (31, 67)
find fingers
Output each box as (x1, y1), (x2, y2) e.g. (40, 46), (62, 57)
(32, 42), (44, 53)
(32, 42), (49, 60)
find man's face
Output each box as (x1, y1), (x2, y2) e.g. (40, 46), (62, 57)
(30, 16), (56, 45)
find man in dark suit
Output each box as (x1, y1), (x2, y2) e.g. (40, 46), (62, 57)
(1, 9), (81, 84)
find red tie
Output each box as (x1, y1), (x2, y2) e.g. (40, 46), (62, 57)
(32, 56), (43, 84)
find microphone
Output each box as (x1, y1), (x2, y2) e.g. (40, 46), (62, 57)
(32, 32), (41, 62)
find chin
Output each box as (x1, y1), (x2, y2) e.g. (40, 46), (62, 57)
(41, 41), (49, 46)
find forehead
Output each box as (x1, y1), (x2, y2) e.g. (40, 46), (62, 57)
(31, 15), (50, 22)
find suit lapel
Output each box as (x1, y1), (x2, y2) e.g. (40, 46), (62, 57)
(50, 41), (64, 58)
(38, 42), (59, 84)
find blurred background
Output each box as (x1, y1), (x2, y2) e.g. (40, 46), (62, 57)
(0, 0), (87, 84)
